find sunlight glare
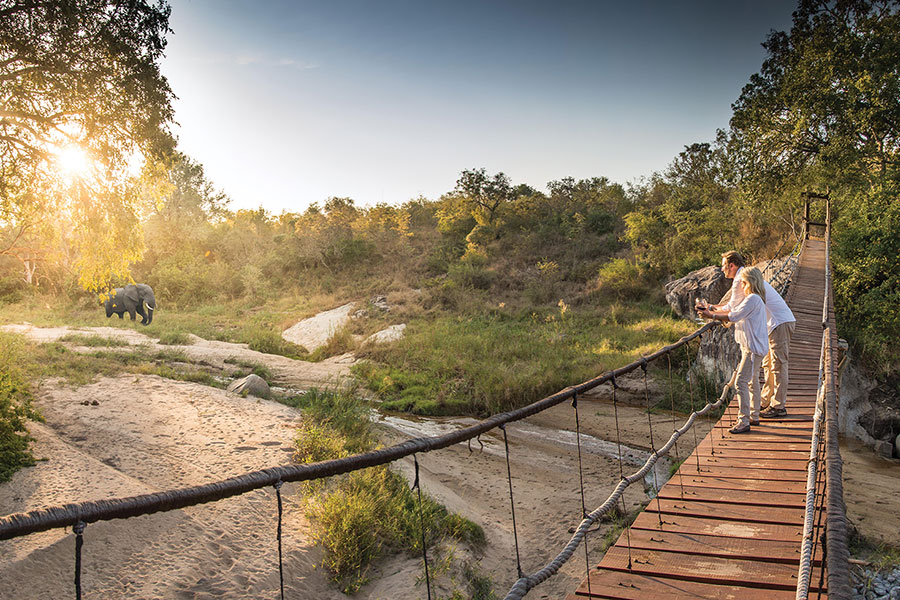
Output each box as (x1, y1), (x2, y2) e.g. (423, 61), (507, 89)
(55, 145), (93, 181)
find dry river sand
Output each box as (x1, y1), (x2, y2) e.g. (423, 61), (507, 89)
(1, 324), (897, 599)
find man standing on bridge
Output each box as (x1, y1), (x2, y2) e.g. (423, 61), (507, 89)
(706, 251), (796, 418)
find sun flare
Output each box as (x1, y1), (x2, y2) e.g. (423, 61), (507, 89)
(55, 145), (93, 181)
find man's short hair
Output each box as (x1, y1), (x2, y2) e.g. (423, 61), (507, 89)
(721, 251), (745, 268)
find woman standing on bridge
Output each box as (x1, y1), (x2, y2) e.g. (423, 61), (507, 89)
(699, 267), (770, 434)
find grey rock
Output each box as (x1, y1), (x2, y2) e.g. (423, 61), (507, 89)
(874, 440), (894, 458)
(227, 374), (271, 399)
(664, 266), (729, 321)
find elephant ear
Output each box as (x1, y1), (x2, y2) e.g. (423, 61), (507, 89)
(124, 286), (140, 303)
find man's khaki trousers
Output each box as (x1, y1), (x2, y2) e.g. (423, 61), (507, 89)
(762, 321), (795, 410)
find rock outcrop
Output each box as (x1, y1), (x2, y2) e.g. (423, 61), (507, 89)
(281, 302), (355, 352)
(664, 266), (729, 321)
(364, 323), (406, 345)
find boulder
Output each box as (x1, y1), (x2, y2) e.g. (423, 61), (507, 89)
(665, 266), (729, 321)
(874, 439), (894, 459)
(228, 374), (270, 399)
(895, 432), (900, 458)
(364, 324), (406, 345)
(282, 302), (355, 352)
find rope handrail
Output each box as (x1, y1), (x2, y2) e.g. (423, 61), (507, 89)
(0, 321), (717, 541)
(794, 194), (851, 600)
(822, 198), (852, 599)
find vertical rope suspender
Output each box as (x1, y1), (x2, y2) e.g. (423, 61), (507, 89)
(684, 342), (702, 473)
(500, 424), (524, 579)
(641, 360), (664, 528)
(274, 480), (285, 600)
(610, 374), (633, 570)
(572, 392), (592, 595)
(73, 520), (85, 600)
(412, 454), (433, 600)
(667, 354), (685, 499)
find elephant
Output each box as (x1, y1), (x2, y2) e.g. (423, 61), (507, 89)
(104, 284), (156, 325)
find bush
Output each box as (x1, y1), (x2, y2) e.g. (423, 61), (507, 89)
(289, 389), (484, 592)
(596, 258), (649, 300)
(0, 333), (41, 482)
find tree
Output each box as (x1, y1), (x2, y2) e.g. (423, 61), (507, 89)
(0, 0), (175, 291)
(454, 168), (513, 226)
(730, 0), (900, 189)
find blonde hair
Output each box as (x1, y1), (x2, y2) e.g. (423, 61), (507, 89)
(740, 267), (766, 302)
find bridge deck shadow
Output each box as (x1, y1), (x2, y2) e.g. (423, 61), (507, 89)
(568, 239), (831, 599)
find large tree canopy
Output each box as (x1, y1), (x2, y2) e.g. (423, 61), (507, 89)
(731, 0), (900, 189)
(0, 0), (175, 291)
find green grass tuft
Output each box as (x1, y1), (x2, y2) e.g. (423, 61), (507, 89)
(289, 388), (485, 593)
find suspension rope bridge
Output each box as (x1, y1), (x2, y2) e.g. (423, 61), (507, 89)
(0, 195), (850, 600)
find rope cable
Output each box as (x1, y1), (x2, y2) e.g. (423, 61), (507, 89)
(572, 393), (592, 595)
(274, 480), (285, 600)
(501, 424), (524, 578)
(412, 455), (433, 600)
(641, 360), (664, 527)
(667, 353), (685, 499)
(610, 374), (633, 570)
(73, 521), (85, 600)
(683, 341), (702, 473)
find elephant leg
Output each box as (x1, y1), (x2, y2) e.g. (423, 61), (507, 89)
(117, 312), (124, 319)
(128, 306), (136, 321)
(137, 305), (148, 325)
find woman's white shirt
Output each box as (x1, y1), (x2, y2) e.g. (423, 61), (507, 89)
(728, 293), (769, 356)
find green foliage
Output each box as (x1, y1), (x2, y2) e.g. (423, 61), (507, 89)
(0, 333), (41, 482)
(595, 258), (648, 301)
(223, 357), (273, 381)
(833, 185), (900, 373)
(157, 331), (193, 346)
(307, 465), (483, 593)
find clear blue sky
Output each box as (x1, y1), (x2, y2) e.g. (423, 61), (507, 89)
(161, 0), (795, 213)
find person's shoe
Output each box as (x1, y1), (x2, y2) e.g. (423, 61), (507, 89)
(729, 422), (751, 434)
(761, 407), (787, 418)
(750, 419), (760, 426)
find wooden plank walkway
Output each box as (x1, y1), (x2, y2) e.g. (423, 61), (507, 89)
(568, 239), (830, 599)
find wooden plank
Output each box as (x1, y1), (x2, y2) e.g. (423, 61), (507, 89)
(657, 485), (806, 508)
(692, 456), (808, 471)
(599, 528), (819, 565)
(670, 474), (806, 494)
(646, 499), (805, 526)
(628, 512), (804, 542)
(570, 570), (808, 599)
(595, 546), (824, 592)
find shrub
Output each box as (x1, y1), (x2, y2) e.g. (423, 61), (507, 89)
(0, 333), (41, 482)
(596, 258), (649, 300)
(289, 389), (484, 592)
